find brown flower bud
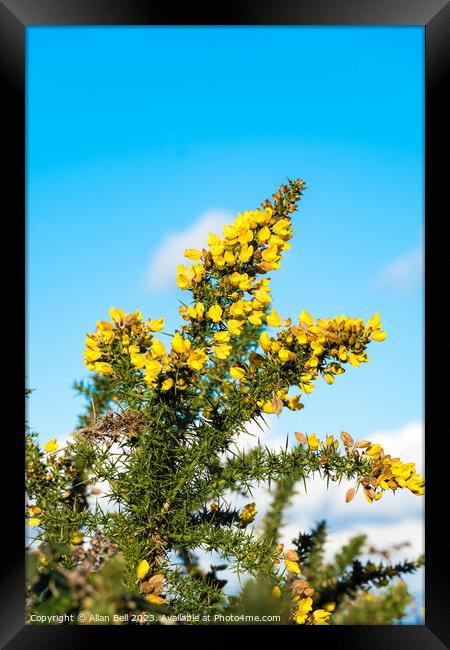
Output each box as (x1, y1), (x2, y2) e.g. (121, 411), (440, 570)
(345, 488), (356, 503)
(291, 579), (310, 597)
(271, 397), (284, 415)
(141, 573), (164, 595)
(340, 432), (354, 447)
(123, 314), (137, 326)
(295, 432), (308, 444)
(283, 550), (299, 562)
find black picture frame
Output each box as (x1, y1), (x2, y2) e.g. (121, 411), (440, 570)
(1, 0), (448, 647)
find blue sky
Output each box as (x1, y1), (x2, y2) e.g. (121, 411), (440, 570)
(27, 26), (424, 618)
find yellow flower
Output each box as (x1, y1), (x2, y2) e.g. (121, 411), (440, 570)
(295, 597), (313, 624)
(406, 473), (425, 496)
(71, 532), (84, 545)
(273, 217), (291, 237)
(248, 311), (264, 325)
(109, 307), (125, 324)
(144, 360), (162, 383)
(96, 320), (115, 342)
(307, 434), (319, 451)
(94, 362), (114, 376)
(347, 353), (360, 367)
(257, 226), (271, 242)
(213, 344), (232, 359)
(213, 330), (230, 343)
(278, 347), (291, 363)
(192, 263), (204, 282)
(227, 319), (244, 336)
(229, 301), (246, 318)
(266, 308), (282, 327)
(187, 349), (208, 370)
(323, 373), (334, 385)
(172, 332), (189, 354)
(161, 378), (174, 391)
(224, 250), (236, 265)
(259, 331), (272, 352)
(27, 518), (41, 527)
(371, 330), (387, 342)
(286, 560), (301, 574)
(298, 310), (314, 327)
(239, 502), (257, 525)
(366, 443), (382, 457)
(184, 248), (202, 260)
(230, 366), (246, 380)
(236, 273), (253, 290)
(338, 345), (348, 361)
(145, 594), (165, 605)
(274, 543), (284, 556)
(261, 400), (274, 414)
(188, 303), (205, 320)
(366, 312), (381, 330)
(262, 246), (279, 263)
(136, 560), (150, 580)
(239, 244), (254, 263)
(130, 353), (146, 369)
(323, 602), (336, 612)
(44, 438), (58, 453)
(176, 264), (194, 290)
(207, 231), (222, 248)
(286, 395), (303, 411)
(310, 609), (331, 625)
(84, 347), (103, 363)
(310, 341), (324, 355)
(272, 586), (281, 599)
(254, 289), (272, 305)
(207, 304), (223, 323)
(151, 338), (166, 356)
(148, 317), (165, 332)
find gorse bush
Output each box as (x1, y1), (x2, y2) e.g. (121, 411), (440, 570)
(25, 179), (424, 625)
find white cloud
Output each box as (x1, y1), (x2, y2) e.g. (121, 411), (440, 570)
(143, 210), (231, 292)
(376, 247), (423, 293)
(369, 420), (424, 473)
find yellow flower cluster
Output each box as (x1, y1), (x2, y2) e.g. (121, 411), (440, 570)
(136, 561), (166, 605)
(294, 597), (331, 625)
(221, 312), (387, 416)
(84, 307), (208, 391)
(360, 442), (425, 502)
(44, 438), (59, 453)
(26, 505), (42, 527)
(278, 549), (331, 625)
(294, 431), (425, 502)
(175, 200), (301, 358)
(83, 182), (390, 429)
(256, 311), (386, 400)
(239, 502), (257, 526)
(178, 205), (293, 292)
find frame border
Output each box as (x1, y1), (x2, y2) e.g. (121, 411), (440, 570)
(1, 0), (448, 647)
